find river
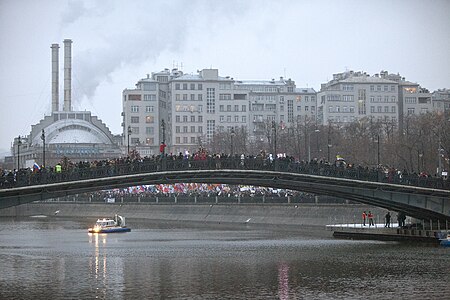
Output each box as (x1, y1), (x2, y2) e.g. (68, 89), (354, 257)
(0, 216), (449, 299)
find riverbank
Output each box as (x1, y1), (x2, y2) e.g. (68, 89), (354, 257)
(0, 202), (389, 227)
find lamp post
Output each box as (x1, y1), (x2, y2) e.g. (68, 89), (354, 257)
(127, 125), (132, 155)
(308, 129), (320, 162)
(272, 120), (277, 157)
(376, 134), (380, 166)
(41, 129), (46, 168)
(160, 119), (166, 156)
(17, 135), (22, 170)
(230, 127), (235, 156)
(418, 151), (423, 173)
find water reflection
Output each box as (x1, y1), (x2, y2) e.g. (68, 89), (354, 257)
(278, 262), (290, 300)
(88, 233), (125, 299)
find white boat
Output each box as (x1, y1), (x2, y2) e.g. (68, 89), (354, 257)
(440, 231), (450, 247)
(88, 214), (131, 233)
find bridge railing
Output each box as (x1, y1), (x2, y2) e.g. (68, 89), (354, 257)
(1, 157), (449, 190)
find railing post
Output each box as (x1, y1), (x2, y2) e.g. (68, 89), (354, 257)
(194, 196), (197, 204)
(215, 196), (218, 204)
(174, 196), (177, 204)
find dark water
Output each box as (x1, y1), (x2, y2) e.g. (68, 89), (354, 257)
(0, 217), (449, 299)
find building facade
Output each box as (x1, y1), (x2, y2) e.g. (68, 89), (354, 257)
(317, 70), (433, 129)
(5, 40), (121, 170)
(122, 69), (316, 155)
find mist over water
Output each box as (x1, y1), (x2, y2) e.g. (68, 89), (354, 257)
(1, 216), (449, 299)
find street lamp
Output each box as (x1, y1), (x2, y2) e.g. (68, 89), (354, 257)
(230, 127), (235, 156)
(308, 129), (320, 162)
(272, 120), (277, 157)
(41, 129), (46, 168)
(127, 125), (132, 155)
(376, 134), (380, 166)
(160, 119), (166, 155)
(17, 135), (22, 170)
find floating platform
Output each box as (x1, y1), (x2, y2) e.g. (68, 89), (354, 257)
(328, 224), (443, 244)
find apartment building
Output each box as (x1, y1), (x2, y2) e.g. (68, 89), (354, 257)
(317, 70), (433, 129)
(123, 68), (316, 155)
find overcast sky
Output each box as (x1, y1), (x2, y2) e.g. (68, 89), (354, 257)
(0, 0), (449, 154)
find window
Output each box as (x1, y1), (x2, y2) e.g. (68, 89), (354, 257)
(175, 83), (180, 90)
(183, 126), (188, 133)
(370, 96), (375, 102)
(297, 106), (302, 112)
(190, 83), (195, 90)
(328, 106), (333, 113)
(183, 94), (188, 101)
(176, 116), (180, 123)
(131, 106), (139, 113)
(370, 106), (375, 113)
(146, 138), (154, 145)
(219, 105), (224, 112)
(384, 106), (389, 113)
(391, 96), (396, 102)
(384, 96), (389, 102)
(198, 126), (203, 133)
(370, 85), (374, 92)
(131, 116), (139, 123)
(145, 106), (154, 113)
(242, 116), (246, 123)
(207, 88), (215, 113)
(183, 83), (187, 90)
(227, 105), (231, 112)
(377, 85), (381, 92)
(198, 116), (203, 122)
(377, 106), (382, 113)
(234, 105), (239, 112)
(227, 116), (231, 122)
(220, 116), (224, 122)
(183, 137), (188, 143)
(183, 116), (188, 122)
(198, 94), (202, 101)
(391, 85), (396, 92)
(146, 127), (154, 134)
(175, 126), (180, 133)
(145, 116), (154, 123)
(176, 94), (180, 101)
(131, 127), (139, 134)
(349, 106), (355, 113)
(407, 108), (415, 115)
(129, 94), (141, 101)
(131, 138), (140, 144)
(176, 137), (180, 144)
(191, 126), (195, 133)
(190, 94), (195, 101)
(235, 115), (239, 122)
(144, 94), (156, 101)
(191, 116), (195, 122)
(391, 106), (396, 113)
(190, 137), (196, 144)
(241, 105), (246, 112)
(384, 85), (388, 91)
(198, 84), (203, 90)
(219, 94), (231, 100)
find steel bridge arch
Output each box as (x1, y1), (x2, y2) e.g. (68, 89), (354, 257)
(1, 169), (449, 222)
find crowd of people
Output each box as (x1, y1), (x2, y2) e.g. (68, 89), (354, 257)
(1, 147), (448, 190)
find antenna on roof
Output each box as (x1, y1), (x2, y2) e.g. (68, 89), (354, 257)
(284, 68), (286, 78)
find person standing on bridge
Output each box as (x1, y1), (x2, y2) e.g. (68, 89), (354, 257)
(385, 212), (391, 228)
(368, 211), (374, 227)
(362, 211), (367, 226)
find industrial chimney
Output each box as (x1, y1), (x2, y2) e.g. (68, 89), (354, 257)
(51, 43), (59, 112)
(63, 39), (72, 112)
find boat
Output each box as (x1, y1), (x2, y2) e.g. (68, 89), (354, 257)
(88, 214), (131, 233)
(439, 231), (450, 247)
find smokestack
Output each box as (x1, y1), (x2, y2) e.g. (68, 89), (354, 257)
(51, 43), (59, 112)
(63, 39), (72, 112)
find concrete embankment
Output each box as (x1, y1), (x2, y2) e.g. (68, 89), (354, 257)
(0, 202), (388, 227)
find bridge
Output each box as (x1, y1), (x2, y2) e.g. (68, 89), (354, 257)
(1, 157), (449, 223)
